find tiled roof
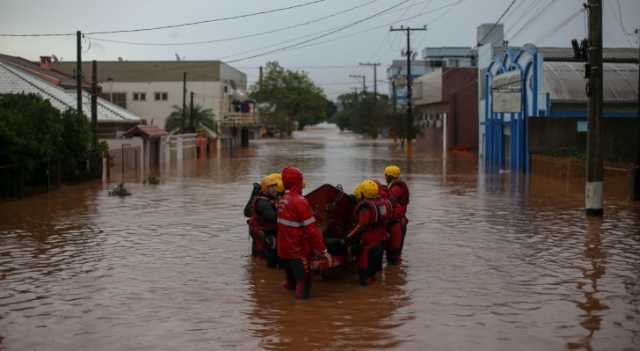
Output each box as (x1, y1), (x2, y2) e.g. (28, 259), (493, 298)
(0, 61), (141, 123)
(123, 125), (168, 138)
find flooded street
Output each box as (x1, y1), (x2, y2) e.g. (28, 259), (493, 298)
(1, 124), (639, 350)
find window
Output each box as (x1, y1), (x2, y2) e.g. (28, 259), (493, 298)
(133, 92), (146, 101)
(111, 93), (127, 108)
(154, 92), (168, 101)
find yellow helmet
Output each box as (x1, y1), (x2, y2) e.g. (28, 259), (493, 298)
(384, 165), (401, 179)
(353, 183), (364, 201)
(360, 180), (379, 199)
(270, 173), (285, 193)
(260, 174), (279, 193)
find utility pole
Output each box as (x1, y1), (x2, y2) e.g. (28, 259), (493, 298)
(585, 0), (603, 216)
(182, 72), (187, 132)
(190, 91), (195, 133)
(259, 65), (264, 88)
(392, 80), (397, 113)
(359, 62), (380, 99)
(632, 28), (640, 201)
(76, 30), (82, 116)
(91, 60), (98, 152)
(390, 25), (427, 158)
(349, 74), (366, 93)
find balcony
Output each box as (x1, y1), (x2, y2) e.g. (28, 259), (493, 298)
(221, 112), (258, 126)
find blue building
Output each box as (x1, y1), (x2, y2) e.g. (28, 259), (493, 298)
(482, 44), (639, 172)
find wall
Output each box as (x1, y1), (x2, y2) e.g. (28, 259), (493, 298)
(528, 117), (640, 164)
(442, 68), (478, 152)
(101, 81), (226, 130)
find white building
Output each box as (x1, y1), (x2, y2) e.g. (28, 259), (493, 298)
(53, 60), (256, 137)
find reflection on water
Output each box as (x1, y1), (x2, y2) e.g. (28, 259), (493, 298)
(1, 124), (639, 350)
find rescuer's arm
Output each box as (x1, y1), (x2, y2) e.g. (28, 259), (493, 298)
(299, 199), (331, 263)
(345, 208), (370, 243)
(388, 186), (407, 220)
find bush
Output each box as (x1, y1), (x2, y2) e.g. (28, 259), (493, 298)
(0, 93), (92, 169)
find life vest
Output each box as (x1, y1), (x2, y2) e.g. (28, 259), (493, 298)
(354, 198), (389, 226)
(248, 195), (277, 235)
(388, 180), (410, 206)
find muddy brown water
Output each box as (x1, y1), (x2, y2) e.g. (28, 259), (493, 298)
(1, 124), (639, 350)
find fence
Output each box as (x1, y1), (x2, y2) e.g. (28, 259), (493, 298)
(0, 153), (102, 199)
(107, 145), (142, 179)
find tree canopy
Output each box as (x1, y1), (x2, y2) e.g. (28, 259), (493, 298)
(0, 93), (91, 168)
(250, 61), (329, 136)
(165, 104), (216, 134)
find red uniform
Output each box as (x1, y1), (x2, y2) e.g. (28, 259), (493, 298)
(386, 179), (409, 265)
(353, 197), (390, 285)
(277, 167), (327, 299)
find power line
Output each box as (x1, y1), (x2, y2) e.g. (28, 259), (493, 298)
(85, 0), (379, 46)
(477, 0), (517, 46)
(0, 0), (327, 37)
(507, 0), (558, 41)
(224, 0), (411, 63)
(225, 0), (465, 62)
(532, 7), (586, 44)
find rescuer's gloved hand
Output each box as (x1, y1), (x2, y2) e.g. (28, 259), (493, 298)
(323, 250), (333, 267)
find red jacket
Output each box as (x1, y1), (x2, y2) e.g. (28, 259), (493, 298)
(354, 198), (388, 246)
(388, 180), (409, 220)
(277, 168), (326, 260)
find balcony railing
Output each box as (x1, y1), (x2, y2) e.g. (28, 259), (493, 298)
(221, 112), (258, 126)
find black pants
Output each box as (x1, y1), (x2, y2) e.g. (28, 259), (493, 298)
(281, 258), (311, 299)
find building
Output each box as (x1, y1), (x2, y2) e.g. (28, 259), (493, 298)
(476, 23), (506, 159)
(413, 67), (478, 154)
(52, 60), (258, 143)
(387, 60), (432, 108)
(388, 47), (477, 109)
(483, 44), (639, 172)
(0, 54), (141, 138)
(421, 47), (476, 68)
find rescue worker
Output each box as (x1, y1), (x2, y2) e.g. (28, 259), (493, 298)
(384, 165), (410, 265)
(277, 166), (332, 300)
(346, 180), (389, 286)
(245, 174), (280, 267)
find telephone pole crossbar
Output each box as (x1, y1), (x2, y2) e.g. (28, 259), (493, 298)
(390, 25), (427, 158)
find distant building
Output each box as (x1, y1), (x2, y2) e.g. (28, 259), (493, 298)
(421, 47), (476, 68)
(483, 44), (639, 172)
(52, 60), (258, 144)
(413, 67), (478, 154)
(0, 54), (140, 138)
(388, 47), (477, 109)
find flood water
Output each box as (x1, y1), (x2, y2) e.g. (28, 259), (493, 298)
(1, 124), (639, 350)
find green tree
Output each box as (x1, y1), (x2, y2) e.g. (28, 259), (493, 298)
(0, 93), (93, 181)
(165, 104), (216, 133)
(250, 61), (328, 136)
(333, 92), (392, 138)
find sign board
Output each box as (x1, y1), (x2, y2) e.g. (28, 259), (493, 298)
(492, 71), (522, 113)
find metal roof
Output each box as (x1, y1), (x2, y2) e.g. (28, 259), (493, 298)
(0, 62), (141, 122)
(543, 61), (638, 102)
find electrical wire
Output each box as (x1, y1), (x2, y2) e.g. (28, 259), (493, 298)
(477, 0), (517, 46)
(507, 0), (558, 41)
(532, 7), (586, 44)
(0, 0), (327, 37)
(222, 0), (465, 63)
(223, 0), (412, 63)
(85, 0), (379, 46)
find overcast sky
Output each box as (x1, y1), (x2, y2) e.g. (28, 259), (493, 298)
(1, 0), (638, 100)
